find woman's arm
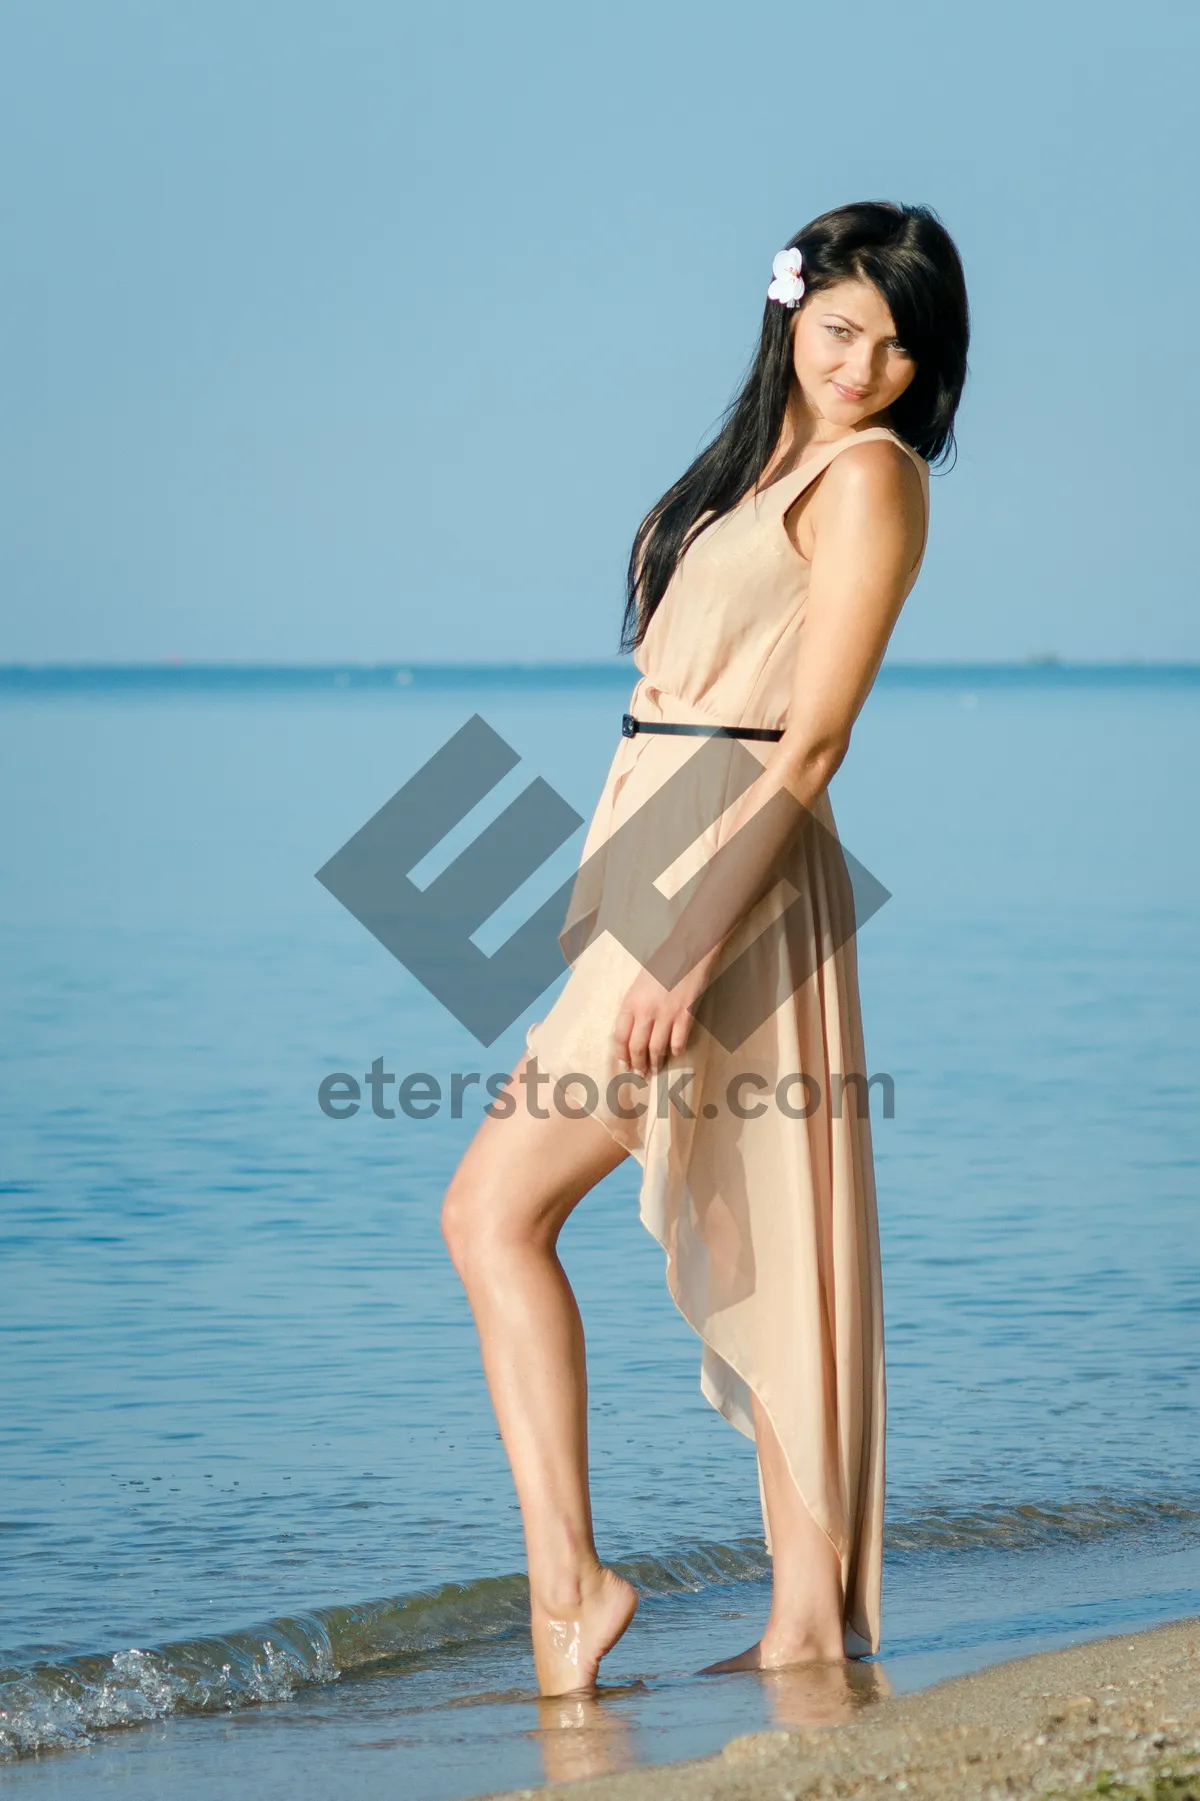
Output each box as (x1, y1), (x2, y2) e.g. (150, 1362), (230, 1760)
(613, 438), (926, 1077)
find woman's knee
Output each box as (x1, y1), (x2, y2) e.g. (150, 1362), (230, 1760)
(439, 1172), (479, 1277)
(440, 1166), (534, 1280)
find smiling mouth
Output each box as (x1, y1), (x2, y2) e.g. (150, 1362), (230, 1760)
(832, 381), (870, 402)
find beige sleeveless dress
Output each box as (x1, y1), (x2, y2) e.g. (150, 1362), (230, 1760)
(526, 425), (930, 1656)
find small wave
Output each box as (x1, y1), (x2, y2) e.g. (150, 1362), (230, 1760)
(0, 1632), (334, 1761)
(0, 1573), (533, 1760)
(3, 1491), (1196, 1758)
(887, 1491), (1200, 1553)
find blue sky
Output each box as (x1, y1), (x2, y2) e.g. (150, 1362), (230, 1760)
(1, 0), (1198, 664)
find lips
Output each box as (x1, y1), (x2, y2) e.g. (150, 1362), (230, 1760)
(833, 381), (870, 402)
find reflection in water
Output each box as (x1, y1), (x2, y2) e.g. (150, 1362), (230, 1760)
(533, 1688), (640, 1784)
(762, 1656), (892, 1729)
(530, 1660), (889, 1785)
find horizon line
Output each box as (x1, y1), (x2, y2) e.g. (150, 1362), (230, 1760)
(4, 660), (1199, 696)
(2, 657), (1199, 672)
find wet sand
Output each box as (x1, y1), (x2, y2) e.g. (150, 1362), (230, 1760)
(485, 1617), (1200, 1800)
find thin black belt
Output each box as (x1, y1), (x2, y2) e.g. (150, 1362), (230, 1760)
(622, 712), (783, 743)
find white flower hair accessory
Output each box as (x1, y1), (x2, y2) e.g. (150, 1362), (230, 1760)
(766, 247), (806, 308)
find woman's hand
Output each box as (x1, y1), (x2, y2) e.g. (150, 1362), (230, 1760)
(613, 953), (717, 1077)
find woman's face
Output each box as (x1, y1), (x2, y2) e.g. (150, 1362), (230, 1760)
(790, 277), (917, 431)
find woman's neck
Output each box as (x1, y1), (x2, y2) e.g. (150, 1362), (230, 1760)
(766, 390), (892, 483)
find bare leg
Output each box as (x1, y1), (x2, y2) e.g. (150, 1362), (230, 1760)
(701, 1392), (846, 1672)
(440, 1055), (639, 1695)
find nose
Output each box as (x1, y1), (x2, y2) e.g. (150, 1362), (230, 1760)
(842, 340), (879, 388)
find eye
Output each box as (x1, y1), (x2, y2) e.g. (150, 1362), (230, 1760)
(888, 341), (912, 358)
(825, 324), (852, 339)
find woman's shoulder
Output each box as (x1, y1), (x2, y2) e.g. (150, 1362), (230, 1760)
(805, 431), (928, 566)
(813, 431), (927, 513)
(825, 427), (926, 477)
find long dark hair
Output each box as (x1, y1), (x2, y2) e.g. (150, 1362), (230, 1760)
(621, 201), (969, 651)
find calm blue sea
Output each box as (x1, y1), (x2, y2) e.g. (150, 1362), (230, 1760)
(1, 667), (1198, 1798)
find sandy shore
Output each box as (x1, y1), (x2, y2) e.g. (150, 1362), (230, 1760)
(485, 1618), (1200, 1801)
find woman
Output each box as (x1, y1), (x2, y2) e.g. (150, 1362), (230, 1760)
(441, 201), (969, 1696)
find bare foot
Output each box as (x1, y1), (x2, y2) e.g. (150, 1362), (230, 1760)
(699, 1622), (846, 1675)
(531, 1566), (639, 1696)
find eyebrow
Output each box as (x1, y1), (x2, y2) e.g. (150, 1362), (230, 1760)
(821, 310), (903, 341)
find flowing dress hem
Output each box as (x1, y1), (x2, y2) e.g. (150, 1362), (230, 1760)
(528, 1021), (878, 1658)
